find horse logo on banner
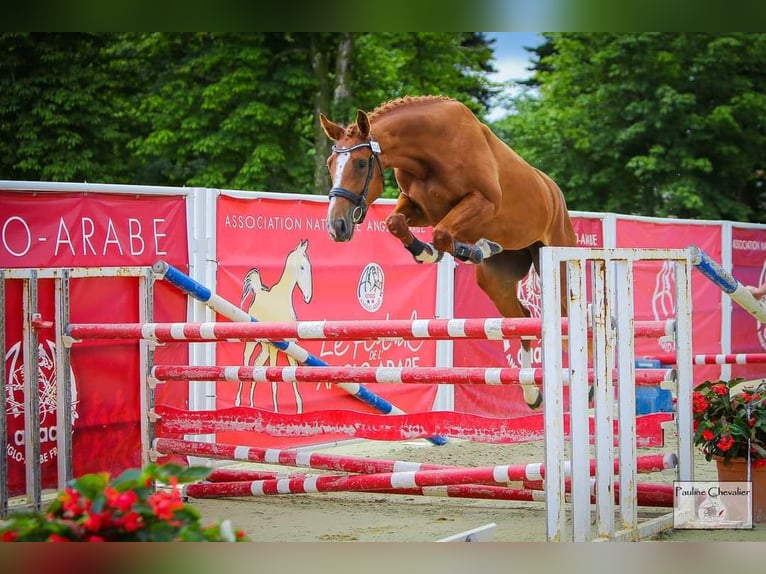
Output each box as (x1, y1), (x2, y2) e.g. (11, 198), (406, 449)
(235, 239), (313, 412)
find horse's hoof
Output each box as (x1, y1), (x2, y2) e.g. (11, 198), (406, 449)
(525, 390), (543, 410)
(476, 238), (503, 259)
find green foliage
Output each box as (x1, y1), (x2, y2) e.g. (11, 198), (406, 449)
(0, 32), (496, 196)
(496, 33), (766, 223)
(4, 33), (763, 221)
(0, 33), (142, 183)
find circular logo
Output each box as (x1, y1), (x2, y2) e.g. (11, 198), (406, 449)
(357, 263), (384, 312)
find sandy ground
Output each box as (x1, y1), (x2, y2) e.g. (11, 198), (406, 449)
(188, 434), (766, 543)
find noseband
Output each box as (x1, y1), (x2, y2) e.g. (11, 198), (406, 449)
(329, 138), (383, 224)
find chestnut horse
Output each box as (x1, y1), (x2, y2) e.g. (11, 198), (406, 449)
(320, 96), (577, 408)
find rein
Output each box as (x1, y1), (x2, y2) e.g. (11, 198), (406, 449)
(329, 138), (383, 224)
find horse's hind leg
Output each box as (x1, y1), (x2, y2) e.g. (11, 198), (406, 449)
(475, 250), (542, 409)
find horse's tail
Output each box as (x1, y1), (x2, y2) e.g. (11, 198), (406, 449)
(240, 268), (263, 308)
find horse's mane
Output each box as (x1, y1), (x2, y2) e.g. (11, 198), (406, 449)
(345, 95), (456, 136)
(369, 95), (455, 120)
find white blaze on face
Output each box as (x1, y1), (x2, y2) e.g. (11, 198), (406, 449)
(327, 152), (351, 232)
(332, 152), (351, 188)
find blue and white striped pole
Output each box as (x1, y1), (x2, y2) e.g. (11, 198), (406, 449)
(152, 260), (448, 446)
(689, 245), (766, 323)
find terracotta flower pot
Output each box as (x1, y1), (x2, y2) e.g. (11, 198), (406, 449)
(714, 457), (766, 523)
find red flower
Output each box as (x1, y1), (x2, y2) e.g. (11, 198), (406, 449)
(712, 384), (728, 396)
(83, 510), (111, 532)
(148, 491), (185, 521)
(701, 429), (714, 441)
(87, 535), (105, 542)
(692, 392), (708, 414)
(717, 435), (735, 452)
(59, 487), (84, 517)
(105, 487), (138, 512)
(2, 531), (18, 542)
(47, 534), (70, 542)
(117, 511), (143, 532)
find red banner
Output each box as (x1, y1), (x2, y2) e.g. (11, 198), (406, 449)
(616, 218), (722, 386)
(3, 191), (188, 496)
(214, 195), (439, 448)
(0, 191), (187, 268)
(730, 226), (766, 381)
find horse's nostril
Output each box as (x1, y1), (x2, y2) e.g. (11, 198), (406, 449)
(333, 218), (347, 238)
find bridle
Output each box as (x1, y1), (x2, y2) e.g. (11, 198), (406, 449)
(328, 138), (383, 224)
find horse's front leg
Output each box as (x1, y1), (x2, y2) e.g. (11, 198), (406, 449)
(385, 195), (442, 264)
(386, 212), (443, 264)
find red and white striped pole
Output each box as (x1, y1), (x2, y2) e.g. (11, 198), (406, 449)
(66, 317), (674, 343)
(151, 364), (675, 387)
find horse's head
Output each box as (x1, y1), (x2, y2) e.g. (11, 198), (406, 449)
(320, 109), (384, 242)
(286, 239), (313, 303)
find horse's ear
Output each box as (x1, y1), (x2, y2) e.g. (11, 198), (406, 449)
(319, 113), (343, 141)
(356, 109), (370, 138)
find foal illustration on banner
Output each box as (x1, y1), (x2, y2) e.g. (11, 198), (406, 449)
(235, 239), (313, 412)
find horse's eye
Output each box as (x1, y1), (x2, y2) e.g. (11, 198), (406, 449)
(356, 159), (367, 170)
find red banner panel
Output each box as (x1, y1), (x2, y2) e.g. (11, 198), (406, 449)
(616, 218), (722, 386)
(453, 215), (606, 417)
(0, 192), (187, 268)
(730, 226), (766, 381)
(214, 195), (439, 448)
(3, 191), (188, 496)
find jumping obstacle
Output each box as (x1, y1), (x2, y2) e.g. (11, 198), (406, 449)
(64, 249), (693, 542)
(539, 247), (693, 542)
(150, 364), (675, 387)
(689, 244), (766, 323)
(154, 437), (677, 476)
(150, 260), (448, 446)
(198, 467), (675, 508)
(644, 352), (766, 366)
(155, 437), (675, 506)
(65, 317), (674, 343)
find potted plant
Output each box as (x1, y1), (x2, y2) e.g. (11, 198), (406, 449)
(0, 463), (249, 542)
(692, 378), (766, 522)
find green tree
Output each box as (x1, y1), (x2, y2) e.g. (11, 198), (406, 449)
(0, 33), (141, 183)
(125, 33), (317, 192)
(497, 33), (766, 223)
(0, 33), (498, 196)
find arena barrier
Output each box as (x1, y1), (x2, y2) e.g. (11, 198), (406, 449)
(538, 247), (693, 542)
(63, 248), (694, 542)
(69, 248), (692, 541)
(1, 265), (153, 517)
